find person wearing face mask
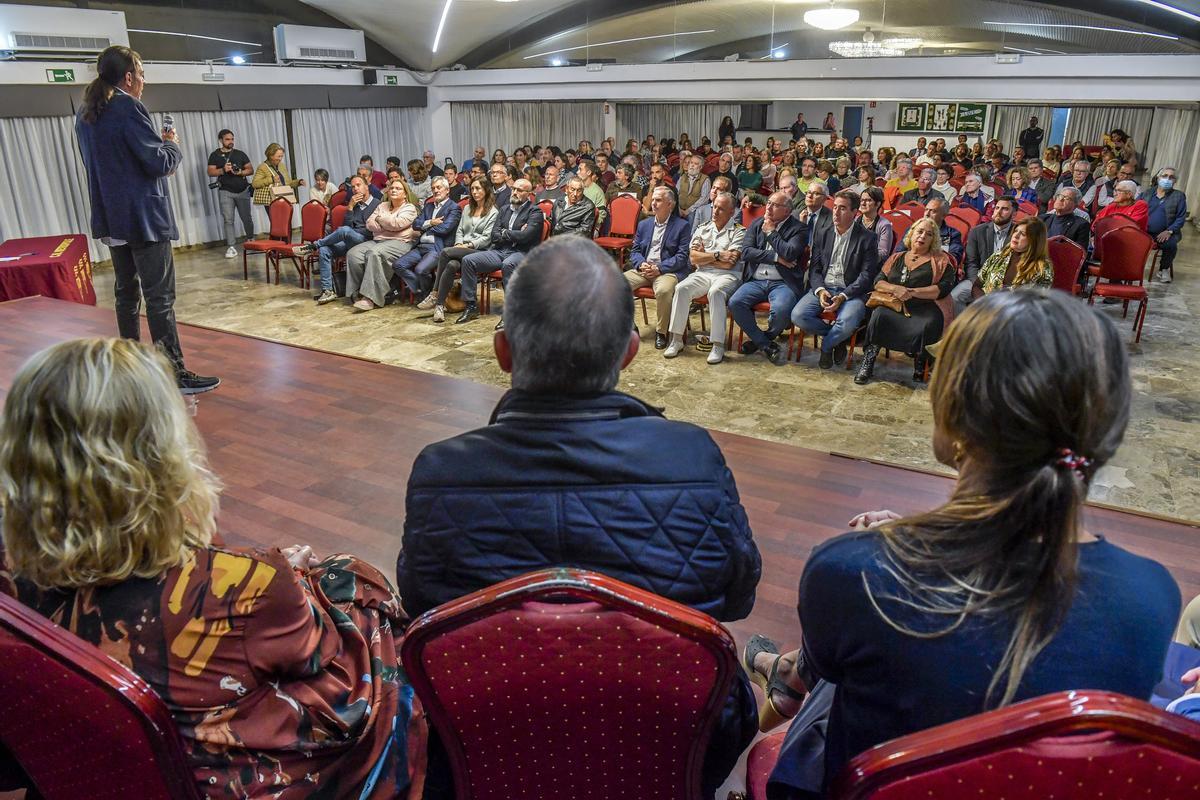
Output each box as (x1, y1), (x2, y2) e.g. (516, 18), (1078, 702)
(1146, 167), (1187, 284)
(456, 179), (545, 328)
(676, 154), (710, 217)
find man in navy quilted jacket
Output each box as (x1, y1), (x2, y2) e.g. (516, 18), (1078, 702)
(398, 234), (760, 797)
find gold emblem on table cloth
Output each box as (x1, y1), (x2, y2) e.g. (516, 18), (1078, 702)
(51, 237), (73, 258)
(168, 552), (277, 676)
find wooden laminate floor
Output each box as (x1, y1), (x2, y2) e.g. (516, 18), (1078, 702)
(1, 296), (1196, 649)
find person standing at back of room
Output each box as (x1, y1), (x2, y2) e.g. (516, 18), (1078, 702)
(206, 128), (254, 259)
(75, 45), (219, 394)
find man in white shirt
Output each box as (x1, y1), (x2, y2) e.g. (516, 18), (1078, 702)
(664, 192), (745, 364)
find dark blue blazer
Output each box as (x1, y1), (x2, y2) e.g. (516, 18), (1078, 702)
(808, 221), (881, 300)
(75, 92), (181, 244)
(490, 201), (545, 253)
(739, 215), (809, 297)
(627, 214), (692, 277)
(414, 197), (462, 252)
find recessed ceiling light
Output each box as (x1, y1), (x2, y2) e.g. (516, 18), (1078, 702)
(432, 0), (453, 53)
(1129, 0), (1200, 23)
(550, 57), (565, 66)
(523, 29), (716, 59)
(230, 54), (246, 64)
(804, 2), (860, 31)
(981, 21), (1178, 40)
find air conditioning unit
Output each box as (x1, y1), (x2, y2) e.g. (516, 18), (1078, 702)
(0, 4), (128, 57)
(274, 24), (366, 64)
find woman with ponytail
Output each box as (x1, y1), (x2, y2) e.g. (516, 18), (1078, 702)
(745, 290), (1180, 798)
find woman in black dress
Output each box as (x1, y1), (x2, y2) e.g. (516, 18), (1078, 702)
(855, 217), (956, 385)
(718, 115), (737, 146)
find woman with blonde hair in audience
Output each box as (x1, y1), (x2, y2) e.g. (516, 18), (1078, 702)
(345, 177), (417, 312)
(0, 338), (423, 799)
(407, 159), (432, 206)
(428, 178), (497, 324)
(1004, 167), (1038, 205)
(745, 289), (1179, 797)
(974, 216), (1054, 297)
(811, 142), (826, 160)
(780, 148), (798, 171)
(855, 217), (956, 384)
(251, 142), (303, 217)
(1092, 180), (1149, 230)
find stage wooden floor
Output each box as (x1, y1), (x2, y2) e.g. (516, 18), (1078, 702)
(1, 296), (1197, 648)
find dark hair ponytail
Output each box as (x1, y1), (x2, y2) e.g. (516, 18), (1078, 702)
(80, 46), (140, 123)
(869, 290), (1130, 707)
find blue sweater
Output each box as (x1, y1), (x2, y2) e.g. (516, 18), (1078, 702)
(794, 531), (1180, 787)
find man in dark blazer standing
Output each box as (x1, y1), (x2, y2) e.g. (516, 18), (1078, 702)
(791, 190), (880, 369)
(75, 46), (218, 393)
(623, 186), (692, 349)
(457, 179), (545, 328)
(728, 191), (808, 365)
(394, 175), (462, 300)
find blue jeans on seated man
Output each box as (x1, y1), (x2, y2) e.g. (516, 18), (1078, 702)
(459, 249), (525, 305)
(393, 243), (441, 296)
(791, 289), (868, 352)
(315, 227), (368, 291)
(728, 280), (799, 350)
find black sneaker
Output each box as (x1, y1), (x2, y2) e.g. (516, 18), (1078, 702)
(739, 340), (759, 355)
(764, 342), (786, 366)
(833, 342), (848, 366)
(818, 349), (834, 369)
(177, 370), (220, 395)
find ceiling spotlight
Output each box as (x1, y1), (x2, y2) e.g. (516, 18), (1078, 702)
(773, 49), (786, 58)
(230, 54), (246, 64)
(804, 1), (860, 31)
(550, 57), (565, 66)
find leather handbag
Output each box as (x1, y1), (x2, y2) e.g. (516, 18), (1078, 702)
(866, 290), (908, 316)
(445, 280), (467, 313)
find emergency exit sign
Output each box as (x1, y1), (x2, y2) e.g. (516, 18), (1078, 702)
(45, 68), (75, 83)
(385, 75), (398, 85)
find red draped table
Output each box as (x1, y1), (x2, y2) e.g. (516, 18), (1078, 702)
(0, 235), (96, 305)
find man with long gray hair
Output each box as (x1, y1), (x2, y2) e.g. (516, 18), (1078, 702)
(398, 235), (760, 797)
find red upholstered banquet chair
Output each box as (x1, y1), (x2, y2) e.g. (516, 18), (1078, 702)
(943, 214), (970, 243)
(400, 568), (738, 800)
(1092, 213), (1140, 265)
(1047, 235), (1087, 294)
(948, 205), (980, 227)
(746, 691), (1200, 800)
(1088, 226), (1155, 343)
(242, 197), (303, 285)
(897, 201), (926, 218)
(328, 189), (348, 208)
(882, 210), (913, 243)
(0, 591), (200, 800)
(742, 200), (767, 227)
(292, 199), (328, 289)
(593, 194), (641, 267)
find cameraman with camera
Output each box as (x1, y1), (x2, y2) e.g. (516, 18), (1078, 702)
(207, 128), (254, 258)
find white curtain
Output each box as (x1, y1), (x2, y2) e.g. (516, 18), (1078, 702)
(989, 105), (1053, 156)
(1141, 107), (1200, 198)
(0, 115), (106, 259)
(292, 107), (428, 193)
(0, 110), (287, 261)
(1063, 107), (1154, 151)
(616, 103), (742, 149)
(451, 102), (604, 164)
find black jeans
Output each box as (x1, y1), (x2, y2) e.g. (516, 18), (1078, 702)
(109, 240), (185, 372)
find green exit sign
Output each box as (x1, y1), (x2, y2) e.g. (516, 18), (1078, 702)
(385, 74), (398, 86)
(45, 68), (75, 83)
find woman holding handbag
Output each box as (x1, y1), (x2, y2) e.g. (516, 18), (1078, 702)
(855, 217), (956, 385)
(251, 142), (303, 220)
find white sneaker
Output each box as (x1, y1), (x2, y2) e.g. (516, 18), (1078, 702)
(663, 337), (684, 358)
(432, 305), (445, 323)
(416, 294), (436, 310)
(1158, 270), (1172, 284)
(224, 246), (237, 258)
(315, 289), (338, 305)
(707, 344), (725, 364)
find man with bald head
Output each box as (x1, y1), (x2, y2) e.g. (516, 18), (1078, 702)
(398, 235), (759, 798)
(457, 177), (545, 328)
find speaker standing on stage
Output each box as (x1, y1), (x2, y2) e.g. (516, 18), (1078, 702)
(75, 45), (219, 394)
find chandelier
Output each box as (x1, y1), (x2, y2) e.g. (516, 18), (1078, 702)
(804, 2), (860, 31)
(828, 30), (923, 58)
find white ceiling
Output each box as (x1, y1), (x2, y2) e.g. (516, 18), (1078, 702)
(303, 0), (1200, 71)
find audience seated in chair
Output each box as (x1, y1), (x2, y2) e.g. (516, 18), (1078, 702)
(897, 197), (963, 265)
(676, 154), (711, 218)
(794, 181), (832, 245)
(743, 290), (1180, 798)
(883, 159), (918, 210)
(1147, 166), (1187, 284)
(728, 191), (808, 366)
(856, 186), (894, 266)
(574, 159), (608, 228)
(1040, 186), (1091, 250)
(664, 191), (745, 364)
(955, 173), (989, 215)
(394, 176), (462, 302)
(624, 186), (692, 350)
(900, 168), (941, 206)
(345, 178), (418, 313)
(295, 174), (380, 305)
(973, 216), (1054, 297)
(606, 163), (644, 203)
(690, 174), (734, 228)
(550, 177), (596, 237)
(855, 217), (956, 385)
(488, 163), (513, 208)
(456, 179), (544, 329)
(954, 196), (1015, 314)
(792, 190), (881, 370)
(0, 338), (421, 800)
(396, 236), (760, 798)
(1092, 179), (1149, 231)
(426, 178), (498, 324)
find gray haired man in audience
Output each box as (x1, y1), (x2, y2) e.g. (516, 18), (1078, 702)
(551, 178), (596, 237)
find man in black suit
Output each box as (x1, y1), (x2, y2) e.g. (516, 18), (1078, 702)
(1041, 187), (1090, 250)
(728, 191), (808, 365)
(1019, 116), (1044, 159)
(795, 180), (832, 245)
(457, 179), (545, 328)
(791, 190), (880, 369)
(1026, 158), (1056, 211)
(489, 162), (512, 209)
(953, 196), (1015, 313)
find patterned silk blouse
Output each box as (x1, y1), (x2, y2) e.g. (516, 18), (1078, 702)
(2, 546), (423, 799)
(977, 248), (1054, 295)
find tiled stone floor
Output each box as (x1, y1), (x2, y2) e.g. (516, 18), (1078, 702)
(91, 232), (1200, 522)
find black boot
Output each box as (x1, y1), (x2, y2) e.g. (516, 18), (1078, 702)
(455, 303), (479, 324)
(913, 351), (929, 383)
(854, 345), (880, 385)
